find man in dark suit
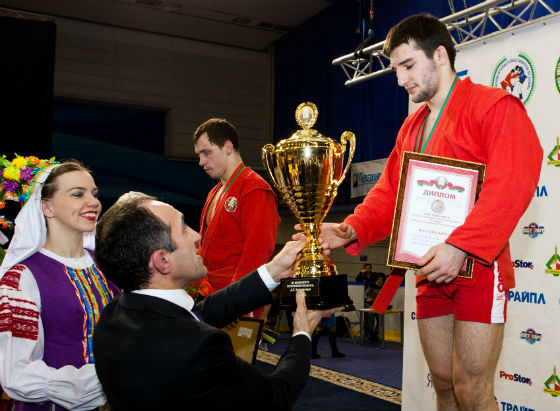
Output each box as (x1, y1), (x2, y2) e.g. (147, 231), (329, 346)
(93, 191), (339, 411)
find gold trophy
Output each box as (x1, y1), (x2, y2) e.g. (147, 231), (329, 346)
(262, 102), (356, 309)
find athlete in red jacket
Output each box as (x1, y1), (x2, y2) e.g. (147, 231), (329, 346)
(193, 118), (280, 319)
(316, 14), (542, 411)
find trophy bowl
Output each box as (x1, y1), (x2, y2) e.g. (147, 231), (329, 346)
(262, 102), (355, 309)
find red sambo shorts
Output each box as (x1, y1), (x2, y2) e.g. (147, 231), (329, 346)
(416, 261), (508, 324)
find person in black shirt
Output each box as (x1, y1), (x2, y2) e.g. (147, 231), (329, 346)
(355, 263), (373, 282)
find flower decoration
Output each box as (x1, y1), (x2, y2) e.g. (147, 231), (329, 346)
(0, 215), (14, 230)
(0, 154), (58, 206)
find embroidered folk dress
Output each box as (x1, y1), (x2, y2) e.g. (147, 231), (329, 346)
(0, 248), (119, 410)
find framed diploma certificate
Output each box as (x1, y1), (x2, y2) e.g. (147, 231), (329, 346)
(387, 152), (485, 278)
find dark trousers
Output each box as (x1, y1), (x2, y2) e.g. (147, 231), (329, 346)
(363, 308), (380, 341)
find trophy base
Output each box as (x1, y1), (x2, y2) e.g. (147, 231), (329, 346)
(279, 274), (348, 310)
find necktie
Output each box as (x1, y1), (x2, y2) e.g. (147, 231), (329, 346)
(191, 306), (204, 322)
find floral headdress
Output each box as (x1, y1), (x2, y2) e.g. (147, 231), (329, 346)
(0, 154), (97, 278)
(0, 154), (66, 277)
(0, 153), (58, 208)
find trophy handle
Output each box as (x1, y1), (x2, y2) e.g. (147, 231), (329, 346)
(334, 131), (356, 187)
(262, 144), (280, 190)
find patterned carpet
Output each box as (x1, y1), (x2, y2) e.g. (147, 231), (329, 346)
(257, 350), (402, 406)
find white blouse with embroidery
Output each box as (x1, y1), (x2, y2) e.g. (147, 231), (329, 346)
(0, 249), (107, 410)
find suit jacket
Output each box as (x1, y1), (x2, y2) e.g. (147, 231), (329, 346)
(92, 270), (310, 410)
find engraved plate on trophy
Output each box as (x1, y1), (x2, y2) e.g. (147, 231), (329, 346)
(262, 102), (356, 309)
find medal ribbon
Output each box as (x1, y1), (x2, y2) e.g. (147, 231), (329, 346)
(209, 164), (246, 222)
(373, 76), (459, 313)
(419, 75), (458, 154)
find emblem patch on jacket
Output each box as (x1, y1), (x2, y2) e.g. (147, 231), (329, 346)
(224, 197), (238, 212)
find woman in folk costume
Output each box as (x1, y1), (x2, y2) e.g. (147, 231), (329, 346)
(0, 156), (120, 410)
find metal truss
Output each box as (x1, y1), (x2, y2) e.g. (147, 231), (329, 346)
(332, 0), (560, 86)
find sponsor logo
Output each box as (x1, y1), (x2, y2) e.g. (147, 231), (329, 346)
(492, 54), (535, 105)
(499, 401), (535, 411)
(495, 272), (506, 300)
(512, 259), (534, 270)
(548, 137), (560, 167)
(499, 371), (532, 385)
(353, 171), (382, 187)
(544, 366), (560, 397)
(522, 222), (544, 238)
(508, 290), (546, 304)
(545, 246), (560, 277)
(534, 185), (548, 197)
(520, 328), (542, 344)
(224, 197), (238, 212)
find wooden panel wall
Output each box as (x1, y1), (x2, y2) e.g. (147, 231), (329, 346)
(52, 17), (273, 168)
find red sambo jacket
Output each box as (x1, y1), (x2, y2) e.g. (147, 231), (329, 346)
(198, 164), (280, 295)
(345, 77), (542, 290)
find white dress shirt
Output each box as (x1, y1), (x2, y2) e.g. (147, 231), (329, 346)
(0, 249), (107, 411)
(133, 265), (310, 340)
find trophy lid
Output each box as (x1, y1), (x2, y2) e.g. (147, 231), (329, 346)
(295, 102), (318, 130)
(289, 102), (326, 141)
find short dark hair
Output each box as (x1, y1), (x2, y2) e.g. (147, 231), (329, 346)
(41, 160), (91, 201)
(383, 13), (456, 71)
(193, 118), (240, 150)
(95, 192), (176, 291)
(363, 263), (372, 269)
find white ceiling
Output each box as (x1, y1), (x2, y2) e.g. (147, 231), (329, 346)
(0, 0), (334, 50)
